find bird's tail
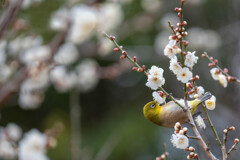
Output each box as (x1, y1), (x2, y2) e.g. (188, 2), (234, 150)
(200, 92), (212, 103)
(190, 92), (212, 114)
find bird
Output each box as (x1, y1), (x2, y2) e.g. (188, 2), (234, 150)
(143, 92), (212, 128)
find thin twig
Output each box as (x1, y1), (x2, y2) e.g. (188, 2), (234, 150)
(0, 28), (69, 108)
(104, 32), (186, 111)
(203, 52), (240, 84)
(227, 142), (239, 155)
(105, 32), (218, 160)
(184, 99), (218, 160)
(0, 0), (23, 39)
(222, 132), (228, 160)
(201, 104), (222, 147)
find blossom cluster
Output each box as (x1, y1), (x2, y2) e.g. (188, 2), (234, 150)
(171, 122), (189, 149)
(0, 123), (53, 160)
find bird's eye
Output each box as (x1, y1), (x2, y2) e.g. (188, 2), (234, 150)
(150, 103), (156, 108)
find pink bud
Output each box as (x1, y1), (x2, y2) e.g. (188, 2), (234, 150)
(110, 36), (116, 40)
(113, 48), (119, 52)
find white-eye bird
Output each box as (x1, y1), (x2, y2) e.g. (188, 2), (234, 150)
(143, 92), (212, 128)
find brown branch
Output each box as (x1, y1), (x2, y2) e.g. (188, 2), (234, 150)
(0, 26), (70, 108)
(0, 0), (23, 39)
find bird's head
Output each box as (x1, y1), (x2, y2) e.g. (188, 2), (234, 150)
(143, 101), (162, 125)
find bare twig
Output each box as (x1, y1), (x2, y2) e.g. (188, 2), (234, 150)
(104, 32), (186, 111)
(203, 52), (240, 84)
(0, 0), (23, 39)
(184, 99), (218, 160)
(201, 104), (222, 147)
(0, 28), (69, 108)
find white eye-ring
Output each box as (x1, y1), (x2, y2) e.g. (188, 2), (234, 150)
(150, 103), (156, 108)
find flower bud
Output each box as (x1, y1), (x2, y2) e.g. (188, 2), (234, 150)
(177, 23), (181, 27)
(133, 56), (137, 62)
(120, 55), (126, 59)
(177, 12), (181, 17)
(208, 63), (215, 67)
(182, 21), (187, 26)
(214, 59), (218, 64)
(177, 48), (182, 54)
(110, 36), (116, 40)
(234, 138), (239, 144)
(223, 129), (228, 134)
(132, 67), (138, 71)
(113, 48), (119, 52)
(187, 155), (191, 159)
(179, 130), (184, 135)
(201, 53), (206, 58)
(137, 68), (143, 72)
(189, 146), (195, 152)
(161, 154), (166, 159)
(190, 152), (194, 156)
(194, 94), (199, 99)
(223, 68), (228, 73)
(229, 126), (235, 131)
(142, 65), (146, 71)
(122, 50), (127, 55)
(210, 57), (214, 60)
(186, 82), (193, 88)
(193, 153), (198, 159)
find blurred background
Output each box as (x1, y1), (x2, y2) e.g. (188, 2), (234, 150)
(0, 0), (240, 159)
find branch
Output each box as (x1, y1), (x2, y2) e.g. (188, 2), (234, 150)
(203, 52), (240, 84)
(104, 32), (186, 111)
(0, 0), (23, 39)
(0, 27), (69, 108)
(184, 99), (218, 160)
(201, 104), (222, 147)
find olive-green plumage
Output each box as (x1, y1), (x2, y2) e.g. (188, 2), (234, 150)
(143, 93), (211, 128)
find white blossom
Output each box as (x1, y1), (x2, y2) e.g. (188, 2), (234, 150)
(19, 91), (44, 109)
(205, 95), (216, 110)
(20, 46), (51, 64)
(164, 40), (181, 59)
(184, 51), (198, 68)
(6, 123), (22, 141)
(54, 43), (79, 65)
(76, 59), (99, 92)
(169, 56), (182, 74)
(171, 134), (189, 149)
(0, 140), (17, 159)
(187, 27), (221, 51)
(50, 66), (77, 92)
(146, 66), (165, 90)
(141, 0), (162, 13)
(210, 68), (220, 80)
(152, 91), (165, 104)
(176, 67), (193, 83)
(9, 35), (43, 56)
(197, 86), (205, 97)
(195, 115), (206, 129)
(218, 74), (228, 88)
(22, 0), (44, 9)
(67, 5), (98, 44)
(98, 3), (123, 32)
(19, 129), (48, 160)
(98, 37), (114, 56)
(0, 64), (12, 83)
(50, 8), (69, 31)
